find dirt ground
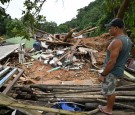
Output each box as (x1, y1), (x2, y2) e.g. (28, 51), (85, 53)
(21, 60), (99, 85)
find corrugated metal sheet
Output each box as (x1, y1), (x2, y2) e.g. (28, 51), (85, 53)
(0, 44), (22, 61)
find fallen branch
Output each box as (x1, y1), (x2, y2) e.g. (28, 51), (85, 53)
(63, 28), (76, 42)
(73, 27), (98, 37)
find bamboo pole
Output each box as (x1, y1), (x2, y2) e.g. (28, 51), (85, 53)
(34, 90), (135, 97)
(35, 94), (135, 100)
(116, 86), (135, 90)
(97, 99), (135, 110)
(116, 91), (135, 96)
(124, 70), (135, 79)
(118, 83), (135, 88)
(37, 98), (97, 103)
(35, 91), (101, 96)
(30, 84), (101, 90)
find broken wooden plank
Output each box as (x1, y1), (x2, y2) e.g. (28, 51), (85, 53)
(73, 27), (98, 38)
(90, 52), (97, 65)
(78, 47), (98, 54)
(67, 39), (82, 60)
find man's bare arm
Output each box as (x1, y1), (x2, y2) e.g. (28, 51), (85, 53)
(101, 39), (122, 76)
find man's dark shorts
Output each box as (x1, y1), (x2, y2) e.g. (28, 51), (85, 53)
(101, 73), (121, 95)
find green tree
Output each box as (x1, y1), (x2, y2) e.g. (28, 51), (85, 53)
(6, 19), (26, 38)
(103, 0), (135, 41)
(0, 0), (10, 4)
(57, 24), (69, 33)
(41, 21), (57, 34)
(0, 6), (11, 35)
(0, 0), (47, 39)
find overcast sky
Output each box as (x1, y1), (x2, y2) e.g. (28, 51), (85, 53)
(1, 0), (95, 25)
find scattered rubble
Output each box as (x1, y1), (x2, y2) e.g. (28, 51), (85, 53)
(0, 29), (135, 115)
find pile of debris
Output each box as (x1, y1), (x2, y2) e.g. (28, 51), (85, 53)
(19, 33), (112, 85)
(0, 28), (135, 115)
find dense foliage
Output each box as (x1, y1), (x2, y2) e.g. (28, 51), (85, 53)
(0, 6), (11, 36)
(58, 0), (135, 38)
(58, 0), (104, 35)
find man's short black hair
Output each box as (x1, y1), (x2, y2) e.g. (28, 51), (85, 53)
(105, 18), (124, 28)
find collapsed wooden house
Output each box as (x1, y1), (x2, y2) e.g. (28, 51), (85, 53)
(0, 28), (135, 115)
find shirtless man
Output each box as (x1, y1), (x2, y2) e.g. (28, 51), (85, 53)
(98, 18), (132, 115)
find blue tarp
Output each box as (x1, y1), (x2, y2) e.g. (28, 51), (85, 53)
(53, 100), (82, 111)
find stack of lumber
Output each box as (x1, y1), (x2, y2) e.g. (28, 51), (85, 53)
(4, 83), (135, 114)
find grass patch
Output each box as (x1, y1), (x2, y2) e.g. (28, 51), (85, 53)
(6, 37), (35, 48)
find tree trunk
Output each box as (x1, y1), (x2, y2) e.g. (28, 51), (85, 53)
(116, 0), (131, 19)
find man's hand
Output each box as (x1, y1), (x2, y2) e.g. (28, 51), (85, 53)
(98, 73), (105, 82)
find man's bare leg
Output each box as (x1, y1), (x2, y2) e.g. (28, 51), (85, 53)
(102, 93), (115, 113)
